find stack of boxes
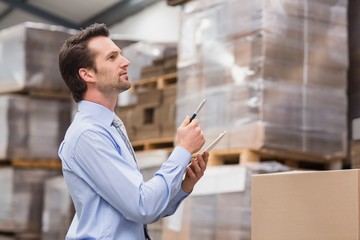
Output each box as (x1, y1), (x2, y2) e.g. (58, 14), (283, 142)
(164, 0), (349, 239)
(176, 0), (348, 157)
(42, 176), (73, 240)
(0, 22), (74, 161)
(0, 22), (73, 94)
(0, 22), (74, 240)
(116, 43), (178, 141)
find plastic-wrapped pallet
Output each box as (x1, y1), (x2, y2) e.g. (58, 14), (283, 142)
(0, 22), (76, 94)
(176, 0), (348, 157)
(0, 94), (71, 160)
(42, 176), (73, 240)
(12, 168), (61, 239)
(0, 167), (14, 233)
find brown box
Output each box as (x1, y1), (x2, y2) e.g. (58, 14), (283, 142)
(134, 125), (161, 140)
(157, 101), (176, 123)
(252, 169), (360, 240)
(163, 85), (177, 103)
(140, 65), (165, 79)
(136, 89), (162, 107)
(351, 141), (360, 169)
(161, 121), (176, 138)
(132, 104), (161, 127)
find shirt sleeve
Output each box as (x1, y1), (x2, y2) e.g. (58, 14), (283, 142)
(156, 187), (189, 221)
(71, 129), (191, 224)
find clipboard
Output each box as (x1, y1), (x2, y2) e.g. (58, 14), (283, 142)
(201, 130), (227, 155)
(187, 131), (227, 167)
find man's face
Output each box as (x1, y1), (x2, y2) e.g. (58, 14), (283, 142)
(88, 36), (131, 94)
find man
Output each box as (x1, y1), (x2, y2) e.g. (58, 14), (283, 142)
(58, 23), (208, 239)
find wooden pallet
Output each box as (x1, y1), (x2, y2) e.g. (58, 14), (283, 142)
(132, 72), (177, 92)
(28, 89), (71, 100)
(13, 89), (71, 100)
(132, 137), (174, 151)
(0, 160), (11, 168)
(0, 224), (15, 236)
(11, 158), (62, 170)
(205, 148), (344, 170)
(14, 232), (41, 240)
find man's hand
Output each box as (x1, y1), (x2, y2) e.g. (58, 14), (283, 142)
(181, 151), (209, 193)
(175, 116), (205, 154)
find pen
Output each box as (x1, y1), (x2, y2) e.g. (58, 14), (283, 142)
(189, 98), (206, 122)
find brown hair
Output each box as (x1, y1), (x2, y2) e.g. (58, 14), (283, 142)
(59, 23), (109, 102)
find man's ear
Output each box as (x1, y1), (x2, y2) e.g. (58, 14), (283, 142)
(79, 68), (95, 83)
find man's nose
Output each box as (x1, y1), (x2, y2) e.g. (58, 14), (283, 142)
(120, 55), (130, 67)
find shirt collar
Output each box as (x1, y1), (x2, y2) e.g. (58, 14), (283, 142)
(78, 100), (115, 127)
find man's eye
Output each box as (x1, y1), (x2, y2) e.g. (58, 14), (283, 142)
(109, 55), (116, 60)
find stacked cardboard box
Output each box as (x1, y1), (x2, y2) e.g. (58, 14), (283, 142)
(117, 43), (178, 141)
(118, 42), (177, 107)
(0, 168), (14, 233)
(0, 22), (75, 240)
(13, 168), (61, 239)
(0, 169), (69, 240)
(140, 47), (177, 79)
(0, 22), (75, 94)
(252, 169), (360, 239)
(176, 0), (348, 157)
(0, 94), (71, 160)
(41, 176), (73, 240)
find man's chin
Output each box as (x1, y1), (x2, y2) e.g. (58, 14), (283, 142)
(117, 82), (131, 92)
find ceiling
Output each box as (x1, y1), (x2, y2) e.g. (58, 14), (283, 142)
(0, 0), (161, 31)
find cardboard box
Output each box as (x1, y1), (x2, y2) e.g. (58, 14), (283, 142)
(0, 94), (71, 160)
(42, 176), (73, 240)
(13, 168), (61, 236)
(134, 125), (161, 140)
(0, 167), (14, 232)
(0, 22), (75, 94)
(252, 169), (360, 240)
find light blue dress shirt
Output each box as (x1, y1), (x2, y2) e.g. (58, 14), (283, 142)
(58, 100), (191, 240)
